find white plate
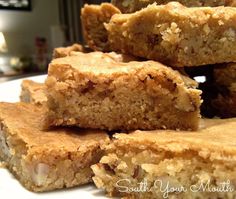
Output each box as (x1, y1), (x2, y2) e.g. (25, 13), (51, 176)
(0, 75), (107, 199)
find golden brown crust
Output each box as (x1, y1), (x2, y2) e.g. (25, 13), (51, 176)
(106, 2), (236, 67)
(81, 3), (121, 51)
(69, 51), (138, 64)
(0, 102), (108, 152)
(113, 118), (236, 156)
(0, 102), (109, 192)
(112, 0), (236, 13)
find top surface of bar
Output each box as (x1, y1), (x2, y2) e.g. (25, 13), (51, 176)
(114, 118), (236, 155)
(50, 51), (184, 80)
(0, 102), (108, 150)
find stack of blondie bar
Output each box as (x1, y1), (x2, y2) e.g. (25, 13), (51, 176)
(1, 1), (236, 198)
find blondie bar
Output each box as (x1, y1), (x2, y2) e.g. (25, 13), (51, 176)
(20, 80), (46, 106)
(45, 51), (201, 131)
(92, 118), (236, 199)
(81, 3), (120, 51)
(53, 43), (84, 59)
(112, 0), (236, 13)
(0, 102), (109, 192)
(106, 2), (236, 67)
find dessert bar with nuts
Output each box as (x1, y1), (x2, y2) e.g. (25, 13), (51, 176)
(0, 102), (109, 192)
(45, 51), (201, 131)
(92, 118), (236, 199)
(106, 2), (236, 67)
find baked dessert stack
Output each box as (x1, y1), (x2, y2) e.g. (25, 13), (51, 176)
(1, 43), (201, 192)
(80, 1), (236, 199)
(81, 1), (236, 118)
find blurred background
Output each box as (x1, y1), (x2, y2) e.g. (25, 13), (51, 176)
(0, 0), (108, 81)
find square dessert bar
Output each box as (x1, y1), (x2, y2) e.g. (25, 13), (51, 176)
(92, 118), (236, 199)
(106, 2), (236, 67)
(111, 0), (236, 13)
(45, 51), (201, 131)
(20, 80), (46, 106)
(81, 3), (120, 52)
(0, 102), (109, 192)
